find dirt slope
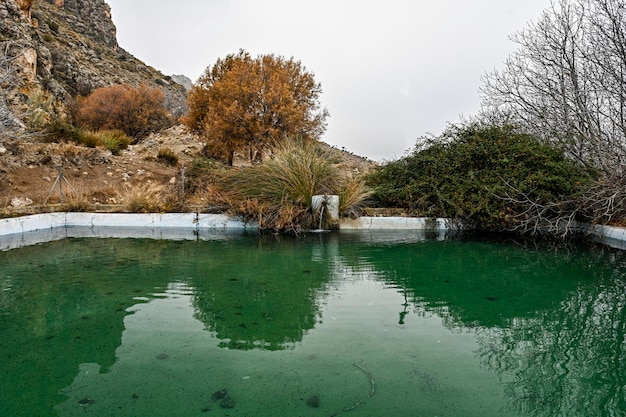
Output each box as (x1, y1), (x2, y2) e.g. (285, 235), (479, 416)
(0, 126), (376, 215)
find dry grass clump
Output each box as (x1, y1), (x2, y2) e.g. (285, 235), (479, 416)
(157, 147), (179, 166)
(183, 158), (236, 211)
(338, 177), (373, 217)
(120, 183), (172, 213)
(97, 130), (132, 155)
(231, 197), (311, 233)
(74, 129), (131, 155)
(232, 140), (339, 208)
(87, 185), (120, 205)
(223, 139), (372, 233)
(61, 193), (92, 212)
(192, 182), (235, 213)
(46, 122), (131, 155)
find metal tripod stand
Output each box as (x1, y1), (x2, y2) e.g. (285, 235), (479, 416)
(44, 166), (78, 205)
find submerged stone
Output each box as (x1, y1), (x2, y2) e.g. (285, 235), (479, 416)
(220, 395), (235, 409)
(211, 388), (227, 401)
(306, 395), (320, 408)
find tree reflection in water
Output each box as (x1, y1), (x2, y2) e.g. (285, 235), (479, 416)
(355, 236), (626, 417)
(190, 234), (336, 350)
(476, 273), (626, 417)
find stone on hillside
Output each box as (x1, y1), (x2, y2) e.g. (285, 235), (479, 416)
(171, 74), (193, 90)
(11, 197), (33, 208)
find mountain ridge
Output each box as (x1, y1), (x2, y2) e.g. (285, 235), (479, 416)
(1, 0), (187, 133)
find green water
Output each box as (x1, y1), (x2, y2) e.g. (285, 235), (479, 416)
(1, 230), (625, 417)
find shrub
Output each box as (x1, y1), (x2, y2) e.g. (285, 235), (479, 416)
(227, 139), (371, 233)
(366, 123), (593, 233)
(75, 84), (172, 140)
(45, 120), (82, 143)
(25, 88), (54, 129)
(46, 18), (59, 33)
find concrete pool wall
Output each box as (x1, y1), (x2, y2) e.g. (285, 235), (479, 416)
(0, 212), (450, 236)
(0, 212), (624, 250)
(0, 212), (251, 236)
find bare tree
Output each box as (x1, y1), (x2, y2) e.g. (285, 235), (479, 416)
(480, 0), (626, 225)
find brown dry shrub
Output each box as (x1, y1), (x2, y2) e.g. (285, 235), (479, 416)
(192, 183), (236, 213)
(75, 84), (172, 139)
(231, 197), (310, 234)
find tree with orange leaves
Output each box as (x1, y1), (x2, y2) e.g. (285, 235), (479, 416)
(184, 50), (328, 165)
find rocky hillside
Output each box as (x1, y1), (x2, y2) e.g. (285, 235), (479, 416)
(0, 0), (187, 133)
(0, 0), (376, 217)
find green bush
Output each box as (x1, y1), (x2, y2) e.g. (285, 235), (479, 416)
(45, 120), (82, 143)
(366, 123), (593, 231)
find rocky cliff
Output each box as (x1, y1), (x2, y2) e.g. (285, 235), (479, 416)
(0, 0), (187, 135)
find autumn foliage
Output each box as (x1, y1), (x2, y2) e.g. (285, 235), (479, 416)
(75, 84), (172, 139)
(184, 50), (328, 165)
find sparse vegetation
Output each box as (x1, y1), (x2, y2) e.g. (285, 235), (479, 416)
(157, 147), (178, 165)
(45, 18), (59, 33)
(25, 88), (55, 130)
(121, 183), (172, 213)
(61, 193), (92, 212)
(45, 121), (130, 155)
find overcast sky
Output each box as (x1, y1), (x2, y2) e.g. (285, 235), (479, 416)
(105, 0), (551, 162)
